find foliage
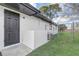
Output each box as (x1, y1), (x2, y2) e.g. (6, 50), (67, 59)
(40, 6), (49, 13)
(58, 24), (67, 32)
(28, 32), (79, 56)
(39, 4), (62, 19)
(63, 3), (79, 15)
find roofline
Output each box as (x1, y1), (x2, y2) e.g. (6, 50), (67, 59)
(20, 3), (58, 26)
(34, 13), (58, 26)
(0, 3), (57, 26)
(20, 4), (54, 24)
(20, 3), (40, 14)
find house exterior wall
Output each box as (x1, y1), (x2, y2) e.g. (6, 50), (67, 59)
(0, 5), (56, 50)
(0, 6), (4, 50)
(0, 5), (22, 50)
(52, 25), (58, 35)
(34, 31), (48, 49)
(20, 13), (50, 49)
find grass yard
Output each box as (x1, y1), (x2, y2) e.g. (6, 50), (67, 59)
(28, 32), (79, 56)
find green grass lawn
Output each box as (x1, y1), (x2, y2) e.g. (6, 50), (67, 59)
(28, 32), (79, 56)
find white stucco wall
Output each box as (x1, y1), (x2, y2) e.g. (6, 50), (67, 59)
(20, 31), (35, 49)
(0, 5), (55, 50)
(52, 25), (58, 35)
(0, 6), (4, 50)
(34, 31), (48, 49)
(0, 5), (22, 50)
(20, 13), (50, 49)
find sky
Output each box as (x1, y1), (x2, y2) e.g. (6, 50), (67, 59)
(31, 3), (79, 25)
(30, 3), (72, 16)
(30, 3), (79, 29)
(31, 3), (50, 9)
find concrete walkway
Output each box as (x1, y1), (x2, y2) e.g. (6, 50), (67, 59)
(0, 43), (32, 56)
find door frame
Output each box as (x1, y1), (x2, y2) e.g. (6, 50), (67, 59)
(4, 9), (20, 47)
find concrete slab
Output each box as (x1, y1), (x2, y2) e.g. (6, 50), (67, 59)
(1, 43), (32, 56)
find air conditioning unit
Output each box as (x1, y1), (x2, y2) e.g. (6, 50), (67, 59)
(47, 33), (53, 40)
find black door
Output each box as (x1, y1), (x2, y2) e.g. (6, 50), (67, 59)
(4, 10), (20, 46)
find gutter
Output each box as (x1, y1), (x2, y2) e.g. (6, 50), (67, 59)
(0, 3), (57, 25)
(20, 3), (40, 14)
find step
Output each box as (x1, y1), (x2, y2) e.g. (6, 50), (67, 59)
(1, 43), (32, 56)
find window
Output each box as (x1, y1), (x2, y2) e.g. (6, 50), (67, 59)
(49, 24), (52, 30)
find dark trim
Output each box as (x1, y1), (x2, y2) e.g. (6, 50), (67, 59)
(21, 3), (40, 13)
(34, 13), (52, 23)
(34, 13), (58, 26)
(0, 3), (38, 16)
